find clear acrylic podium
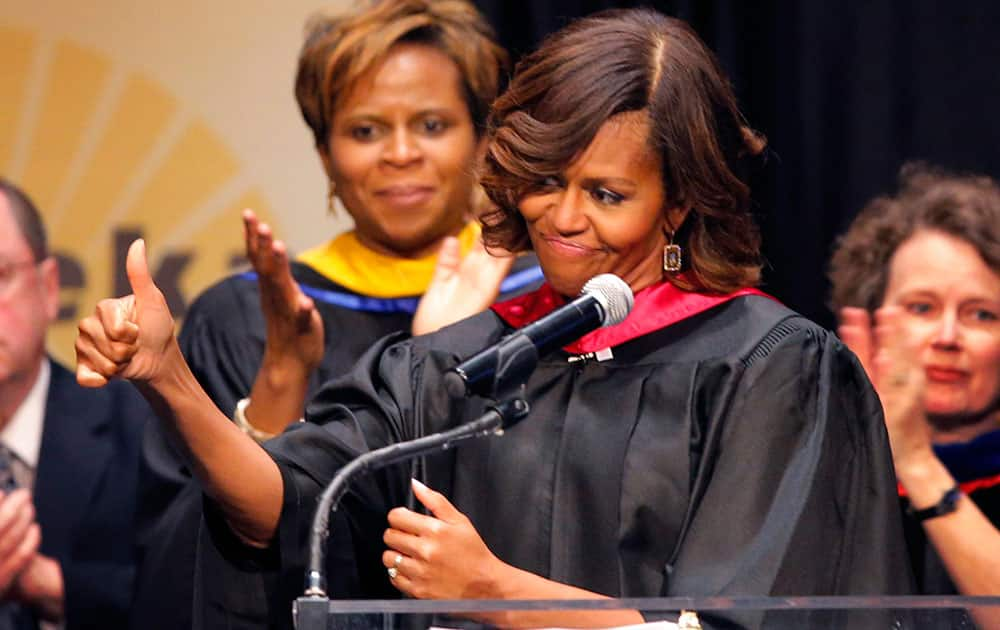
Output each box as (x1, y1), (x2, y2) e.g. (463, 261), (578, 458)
(293, 595), (1000, 629)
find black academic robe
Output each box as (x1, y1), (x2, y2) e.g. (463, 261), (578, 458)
(200, 294), (912, 629)
(895, 428), (1000, 628)
(896, 483), (1000, 628)
(131, 258), (542, 629)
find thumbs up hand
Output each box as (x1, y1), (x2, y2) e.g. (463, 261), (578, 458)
(76, 239), (178, 387)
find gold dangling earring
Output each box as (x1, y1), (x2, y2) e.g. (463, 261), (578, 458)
(326, 180), (337, 215)
(663, 230), (682, 273)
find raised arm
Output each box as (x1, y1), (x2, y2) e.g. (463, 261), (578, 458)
(840, 306), (1000, 625)
(240, 209), (324, 437)
(75, 239), (283, 546)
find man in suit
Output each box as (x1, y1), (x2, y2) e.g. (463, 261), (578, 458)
(0, 179), (152, 629)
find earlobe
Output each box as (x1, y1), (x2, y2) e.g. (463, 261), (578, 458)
(474, 135), (489, 162)
(317, 144), (336, 181)
(663, 206), (691, 233)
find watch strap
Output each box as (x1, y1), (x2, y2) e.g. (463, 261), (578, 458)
(908, 485), (962, 522)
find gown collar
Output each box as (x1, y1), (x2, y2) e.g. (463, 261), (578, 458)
(900, 428), (1000, 496)
(491, 279), (770, 355)
(296, 222), (480, 298)
(898, 428), (1000, 497)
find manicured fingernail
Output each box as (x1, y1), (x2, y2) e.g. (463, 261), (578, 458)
(411, 478), (428, 492)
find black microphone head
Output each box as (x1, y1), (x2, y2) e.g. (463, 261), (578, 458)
(581, 274), (633, 326)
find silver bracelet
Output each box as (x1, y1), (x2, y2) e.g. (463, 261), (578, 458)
(233, 397), (277, 443)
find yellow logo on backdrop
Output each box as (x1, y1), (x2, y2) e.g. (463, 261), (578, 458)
(1, 27), (276, 366)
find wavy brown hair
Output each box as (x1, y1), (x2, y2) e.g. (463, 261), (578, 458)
(480, 8), (765, 293)
(295, 0), (508, 149)
(829, 163), (1000, 313)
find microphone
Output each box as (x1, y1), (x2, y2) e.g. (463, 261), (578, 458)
(444, 273), (634, 398)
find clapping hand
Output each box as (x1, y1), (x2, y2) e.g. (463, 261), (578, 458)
(0, 490), (62, 621)
(839, 306), (932, 468)
(243, 209), (324, 373)
(241, 210), (324, 433)
(411, 237), (515, 336)
(0, 490), (40, 597)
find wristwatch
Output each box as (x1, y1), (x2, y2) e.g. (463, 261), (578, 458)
(907, 485), (963, 522)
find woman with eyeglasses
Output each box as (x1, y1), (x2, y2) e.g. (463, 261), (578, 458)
(831, 164), (1000, 628)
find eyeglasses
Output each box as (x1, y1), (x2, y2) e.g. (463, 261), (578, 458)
(0, 260), (39, 298)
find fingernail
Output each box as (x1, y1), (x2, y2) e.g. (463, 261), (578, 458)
(411, 478), (428, 492)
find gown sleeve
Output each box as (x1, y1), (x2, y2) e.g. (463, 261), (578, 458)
(179, 276), (268, 416)
(192, 314), (505, 629)
(664, 321), (914, 627)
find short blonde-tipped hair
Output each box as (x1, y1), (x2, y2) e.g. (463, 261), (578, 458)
(295, 0), (508, 149)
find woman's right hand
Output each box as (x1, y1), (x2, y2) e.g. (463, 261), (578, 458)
(75, 239), (177, 387)
(874, 307), (935, 468)
(77, 237), (286, 548)
(243, 209), (324, 374)
(242, 210), (323, 434)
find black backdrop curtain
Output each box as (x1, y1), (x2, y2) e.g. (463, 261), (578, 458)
(474, 1), (1000, 328)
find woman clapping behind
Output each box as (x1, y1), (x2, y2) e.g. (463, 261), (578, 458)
(131, 2), (533, 628)
(831, 164), (1000, 625)
(181, 0), (536, 436)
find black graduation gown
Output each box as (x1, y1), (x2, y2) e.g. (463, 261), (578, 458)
(899, 429), (1000, 626)
(200, 294), (912, 629)
(897, 484), (1000, 628)
(130, 258), (542, 630)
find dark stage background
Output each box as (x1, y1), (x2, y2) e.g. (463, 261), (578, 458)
(475, 1), (1000, 329)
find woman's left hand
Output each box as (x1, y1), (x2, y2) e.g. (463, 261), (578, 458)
(411, 237), (515, 336)
(382, 478), (508, 600)
(243, 209), (324, 372)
